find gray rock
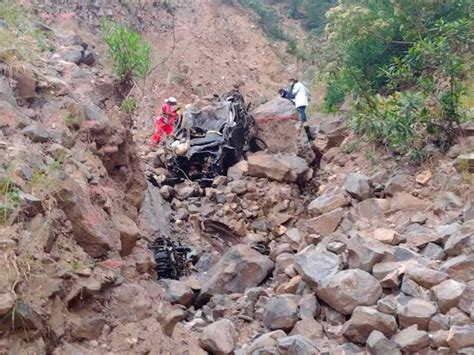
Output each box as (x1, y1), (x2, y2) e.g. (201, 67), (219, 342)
(290, 317), (324, 342)
(306, 208), (345, 237)
(392, 325), (429, 353)
(0, 293), (15, 317)
(397, 298), (438, 330)
(62, 45), (84, 64)
(420, 243), (446, 260)
(344, 172), (371, 200)
(22, 125), (50, 143)
(247, 153), (310, 183)
(384, 174), (411, 196)
(83, 103), (109, 125)
(441, 254), (474, 282)
(298, 294), (320, 319)
(227, 160), (248, 181)
(405, 265), (448, 288)
(444, 230), (474, 257)
(447, 324), (474, 351)
(294, 244), (341, 289)
(277, 335), (318, 355)
(246, 330), (286, 354)
(162, 279), (194, 307)
(342, 306), (398, 344)
(139, 182), (171, 237)
(263, 295), (299, 331)
(431, 279), (466, 313)
(0, 77), (16, 106)
(307, 192), (349, 216)
(198, 244), (274, 302)
(367, 330), (401, 355)
(316, 269), (382, 315)
(400, 277), (430, 300)
(199, 319), (236, 354)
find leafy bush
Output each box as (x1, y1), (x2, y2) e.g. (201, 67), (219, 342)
(322, 0), (473, 155)
(102, 20), (150, 86)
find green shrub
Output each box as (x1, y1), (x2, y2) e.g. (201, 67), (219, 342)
(102, 20), (150, 85)
(322, 0), (473, 155)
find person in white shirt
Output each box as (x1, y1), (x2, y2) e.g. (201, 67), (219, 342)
(289, 78), (309, 124)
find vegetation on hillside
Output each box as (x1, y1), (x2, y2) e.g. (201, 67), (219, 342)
(319, 0), (473, 156)
(102, 19), (151, 94)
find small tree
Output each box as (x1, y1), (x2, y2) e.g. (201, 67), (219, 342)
(102, 19), (150, 94)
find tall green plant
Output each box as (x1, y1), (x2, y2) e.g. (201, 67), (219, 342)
(102, 20), (150, 86)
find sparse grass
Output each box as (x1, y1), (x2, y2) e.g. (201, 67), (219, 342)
(0, 1), (53, 67)
(27, 159), (63, 198)
(365, 148), (378, 165)
(341, 141), (358, 154)
(120, 96), (137, 114)
(64, 112), (81, 129)
(0, 168), (20, 225)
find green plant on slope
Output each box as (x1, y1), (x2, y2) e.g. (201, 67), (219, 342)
(120, 96), (137, 114)
(0, 171), (20, 225)
(102, 19), (151, 87)
(321, 0), (473, 155)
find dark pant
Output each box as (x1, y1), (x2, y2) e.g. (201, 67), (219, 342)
(297, 106), (307, 122)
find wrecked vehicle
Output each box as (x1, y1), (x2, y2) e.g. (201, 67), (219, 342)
(162, 90), (259, 186)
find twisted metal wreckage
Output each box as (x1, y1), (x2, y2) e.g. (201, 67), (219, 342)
(147, 91), (269, 279)
(162, 90), (262, 186)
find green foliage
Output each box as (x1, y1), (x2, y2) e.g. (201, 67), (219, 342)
(102, 20), (151, 85)
(341, 141), (358, 154)
(239, 0), (286, 40)
(322, 0), (473, 155)
(0, 169), (20, 225)
(120, 96), (137, 114)
(64, 112), (81, 129)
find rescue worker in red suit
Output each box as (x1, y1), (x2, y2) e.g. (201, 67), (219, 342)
(150, 96), (178, 146)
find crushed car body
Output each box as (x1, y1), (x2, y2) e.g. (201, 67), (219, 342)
(162, 90), (256, 186)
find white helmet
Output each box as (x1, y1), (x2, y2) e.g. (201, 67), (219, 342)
(168, 97), (177, 104)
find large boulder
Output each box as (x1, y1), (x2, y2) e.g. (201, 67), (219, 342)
(441, 255), (474, 282)
(397, 298), (438, 330)
(246, 330), (287, 354)
(162, 279), (194, 307)
(294, 244), (341, 289)
(308, 192), (349, 216)
(253, 98), (314, 162)
(54, 180), (120, 257)
(277, 335), (318, 355)
(199, 319), (236, 354)
(447, 324), (474, 351)
(342, 306), (398, 344)
(367, 330), (402, 355)
(306, 208), (345, 237)
(263, 295), (299, 331)
(392, 325), (429, 353)
(247, 153), (310, 183)
(139, 182), (171, 238)
(344, 173), (372, 200)
(431, 279), (466, 313)
(198, 244), (274, 302)
(316, 269), (382, 315)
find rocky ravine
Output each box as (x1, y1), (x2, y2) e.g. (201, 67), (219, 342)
(151, 101), (473, 354)
(1, 3), (474, 355)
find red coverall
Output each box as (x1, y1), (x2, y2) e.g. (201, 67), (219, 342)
(150, 102), (178, 146)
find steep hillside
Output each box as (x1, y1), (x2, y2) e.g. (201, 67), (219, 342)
(1, 1), (473, 354)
